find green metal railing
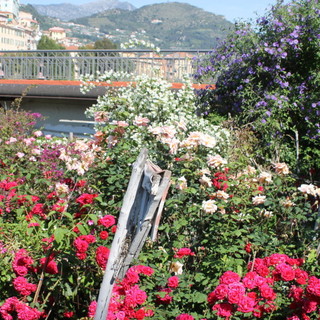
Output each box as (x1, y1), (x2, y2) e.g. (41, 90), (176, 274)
(0, 49), (210, 82)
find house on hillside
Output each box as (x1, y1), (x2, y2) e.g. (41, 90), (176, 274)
(48, 27), (66, 41)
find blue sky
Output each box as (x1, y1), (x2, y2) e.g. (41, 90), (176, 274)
(22, 0), (285, 22)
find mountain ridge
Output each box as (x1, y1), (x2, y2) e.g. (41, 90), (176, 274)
(73, 2), (233, 48)
(31, 0), (135, 21)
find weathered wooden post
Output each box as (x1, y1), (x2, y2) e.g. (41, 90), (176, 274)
(94, 148), (171, 320)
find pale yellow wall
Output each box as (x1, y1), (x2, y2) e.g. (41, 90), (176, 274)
(0, 24), (28, 50)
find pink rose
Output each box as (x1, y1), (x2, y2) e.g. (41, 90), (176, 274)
(219, 271), (241, 285)
(237, 295), (256, 313)
(212, 303), (233, 318)
(167, 276), (179, 288)
(227, 282), (246, 304)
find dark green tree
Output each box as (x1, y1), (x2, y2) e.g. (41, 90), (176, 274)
(93, 38), (117, 50)
(37, 35), (65, 50)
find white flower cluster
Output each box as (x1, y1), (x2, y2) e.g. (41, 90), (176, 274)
(120, 37), (161, 53)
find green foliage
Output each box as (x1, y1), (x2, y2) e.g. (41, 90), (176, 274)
(37, 35), (65, 50)
(93, 38), (117, 49)
(73, 3), (233, 49)
(195, 0), (320, 178)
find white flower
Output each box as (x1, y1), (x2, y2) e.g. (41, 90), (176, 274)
(258, 172), (272, 184)
(55, 183), (69, 196)
(214, 190), (229, 200)
(202, 200), (218, 214)
(33, 130), (42, 137)
(259, 209), (273, 218)
(273, 162), (289, 175)
(170, 261), (183, 275)
(176, 176), (187, 190)
(298, 184), (316, 196)
(199, 175), (212, 188)
(207, 155), (227, 168)
(134, 116), (150, 126)
(16, 152), (25, 158)
(252, 195), (266, 205)
(200, 134), (216, 148)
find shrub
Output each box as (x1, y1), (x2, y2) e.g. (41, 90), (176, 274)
(194, 0), (320, 177)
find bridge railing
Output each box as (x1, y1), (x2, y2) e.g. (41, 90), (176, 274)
(0, 49), (211, 82)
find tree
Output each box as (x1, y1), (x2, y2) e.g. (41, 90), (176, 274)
(194, 0), (320, 177)
(93, 38), (117, 50)
(37, 35), (65, 50)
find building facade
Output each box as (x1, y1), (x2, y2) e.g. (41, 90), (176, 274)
(0, 0), (19, 19)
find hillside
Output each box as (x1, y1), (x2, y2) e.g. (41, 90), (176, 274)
(32, 0), (135, 21)
(73, 2), (233, 49)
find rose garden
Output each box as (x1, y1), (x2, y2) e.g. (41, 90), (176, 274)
(0, 0), (320, 319)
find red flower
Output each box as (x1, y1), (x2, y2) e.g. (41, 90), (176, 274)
(13, 276), (37, 296)
(227, 282), (246, 304)
(76, 193), (98, 206)
(176, 314), (194, 320)
(40, 254), (59, 274)
(98, 215), (116, 228)
(63, 311), (74, 318)
(156, 288), (173, 305)
(99, 231), (109, 240)
(12, 249), (34, 276)
(174, 247), (195, 258)
(95, 246), (110, 269)
(237, 295), (256, 313)
(276, 263), (296, 281)
(167, 276), (179, 289)
(219, 271), (241, 285)
(245, 243), (252, 253)
(307, 276), (320, 297)
(212, 303), (233, 319)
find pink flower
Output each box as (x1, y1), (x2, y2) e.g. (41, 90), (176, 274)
(174, 248), (195, 258)
(95, 246), (110, 269)
(307, 276), (320, 297)
(0, 297), (42, 320)
(167, 276), (179, 289)
(33, 130), (42, 137)
(88, 301), (97, 318)
(212, 303), (233, 319)
(76, 193), (98, 206)
(12, 249), (34, 276)
(156, 288), (173, 305)
(98, 215), (116, 228)
(219, 271), (241, 285)
(134, 116), (150, 126)
(99, 231), (109, 240)
(13, 277), (37, 296)
(227, 282), (246, 304)
(124, 285), (147, 307)
(176, 314), (194, 320)
(237, 295), (256, 313)
(276, 263), (295, 281)
(212, 284), (228, 300)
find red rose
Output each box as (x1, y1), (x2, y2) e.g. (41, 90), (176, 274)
(167, 276), (179, 289)
(227, 282), (246, 304)
(219, 271), (241, 285)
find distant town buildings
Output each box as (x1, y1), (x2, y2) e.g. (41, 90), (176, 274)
(0, 0), (41, 50)
(0, 0), (19, 19)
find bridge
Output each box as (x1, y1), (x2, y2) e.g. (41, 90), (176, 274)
(0, 49), (212, 136)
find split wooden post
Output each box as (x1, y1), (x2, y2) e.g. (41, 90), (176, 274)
(94, 149), (171, 320)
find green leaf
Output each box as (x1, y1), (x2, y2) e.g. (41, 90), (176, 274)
(54, 228), (68, 244)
